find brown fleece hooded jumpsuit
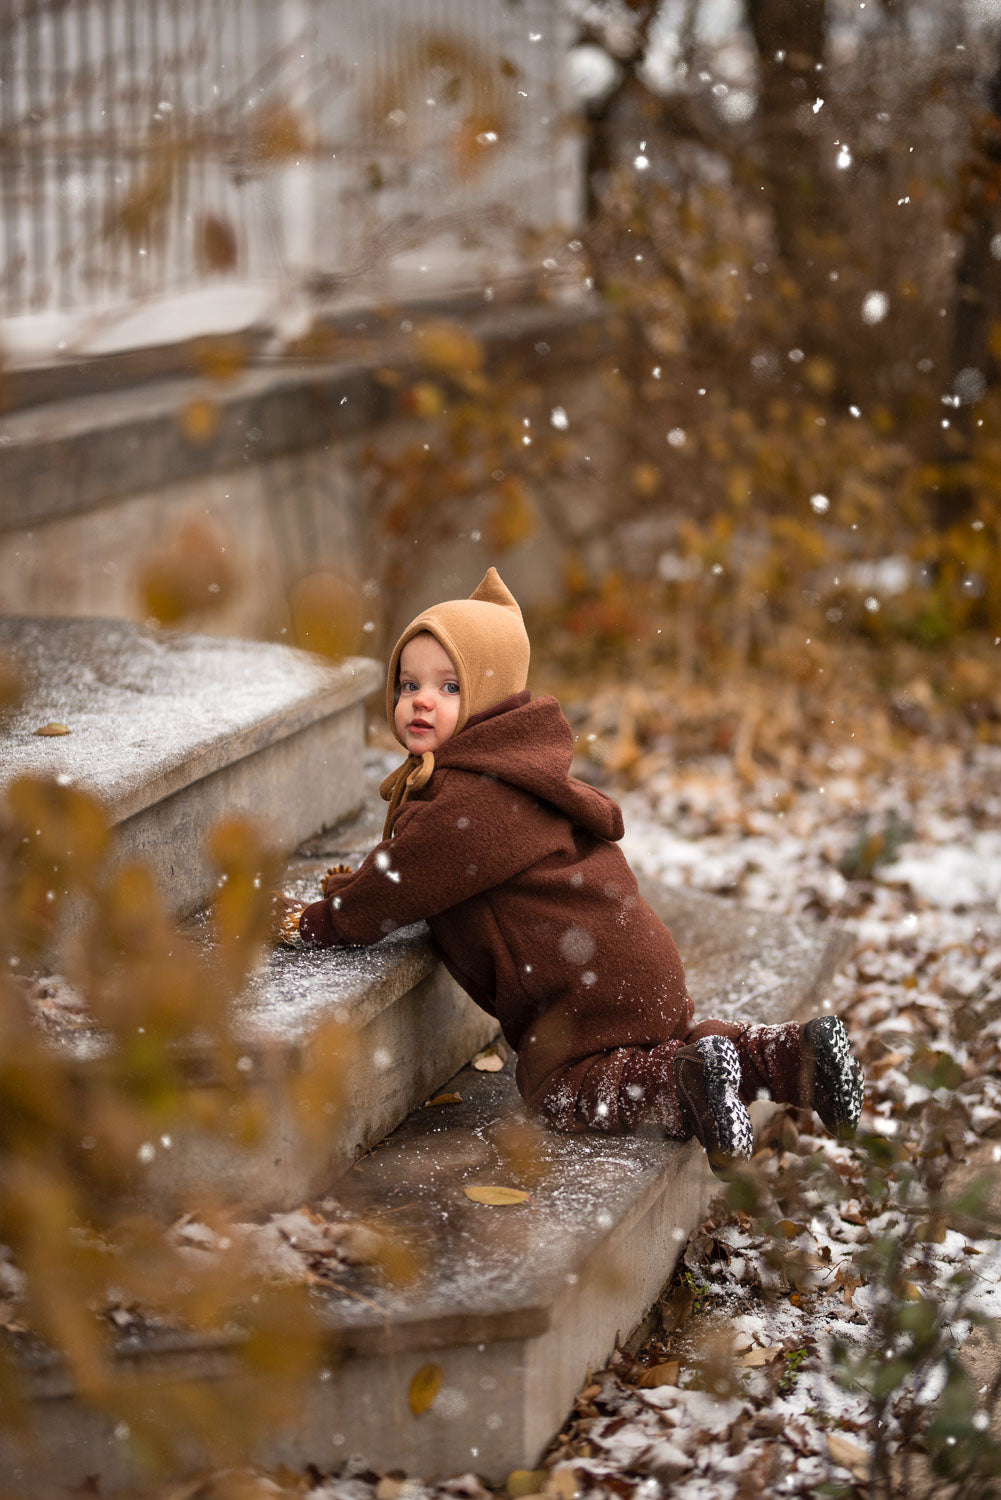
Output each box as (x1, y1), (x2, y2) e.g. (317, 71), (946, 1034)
(298, 569), (806, 1137)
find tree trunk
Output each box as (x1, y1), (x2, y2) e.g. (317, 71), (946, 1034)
(743, 0), (829, 269)
(933, 31), (1001, 528)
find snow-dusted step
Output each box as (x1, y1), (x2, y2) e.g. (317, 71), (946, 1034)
(31, 785), (499, 1214)
(0, 616), (382, 917)
(144, 861), (500, 1211)
(6, 883), (853, 1493)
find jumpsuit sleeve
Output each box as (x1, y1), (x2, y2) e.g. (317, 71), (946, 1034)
(298, 770), (554, 947)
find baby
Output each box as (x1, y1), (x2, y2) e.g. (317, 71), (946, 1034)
(299, 569), (863, 1171)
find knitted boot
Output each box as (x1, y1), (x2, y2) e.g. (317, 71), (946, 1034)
(673, 1035), (754, 1174)
(732, 1016), (863, 1139)
(800, 1016), (864, 1139)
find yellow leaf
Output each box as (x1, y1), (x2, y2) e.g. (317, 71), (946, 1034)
(487, 478), (536, 551)
(631, 463), (661, 498)
(463, 1185), (529, 1206)
(408, 1361), (442, 1416)
(403, 380), (446, 419)
(426, 1093), (462, 1107)
(472, 1047), (504, 1072)
(827, 1432), (871, 1481)
(196, 336), (247, 383)
(417, 320), (484, 376)
(179, 398), (219, 445)
(637, 1359), (680, 1387)
(901, 1281), (925, 1301)
(776, 1219), (808, 1239)
(507, 1472), (548, 1499)
(33, 723), (71, 736)
(289, 571), (363, 660)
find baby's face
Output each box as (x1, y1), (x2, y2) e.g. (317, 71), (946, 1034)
(394, 633), (461, 754)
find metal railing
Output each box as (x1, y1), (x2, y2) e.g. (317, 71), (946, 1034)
(0, 0), (580, 335)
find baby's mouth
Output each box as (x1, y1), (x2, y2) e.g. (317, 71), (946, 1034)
(409, 719), (432, 732)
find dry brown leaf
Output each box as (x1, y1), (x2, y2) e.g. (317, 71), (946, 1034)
(735, 1345), (782, 1368)
(827, 1432), (871, 1481)
(472, 1047), (505, 1072)
(775, 1219), (808, 1239)
(901, 1280), (925, 1301)
(376, 1480), (408, 1500)
(408, 1361), (442, 1416)
(463, 1185), (529, 1206)
(637, 1359), (681, 1388)
(198, 212), (238, 273)
(426, 1092), (462, 1107)
(33, 722), (70, 736)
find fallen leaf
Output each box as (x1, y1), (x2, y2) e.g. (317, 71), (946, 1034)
(472, 1047), (505, 1072)
(735, 1345), (782, 1368)
(776, 1219), (808, 1239)
(507, 1472), (548, 1499)
(834, 1263), (863, 1306)
(179, 397), (219, 445)
(408, 1361), (442, 1416)
(637, 1359), (681, 1387)
(376, 1480), (407, 1500)
(546, 1472), (578, 1500)
(463, 1185), (529, 1206)
(33, 722), (70, 736)
(197, 212), (238, 273)
(827, 1432), (871, 1481)
(901, 1280), (925, 1301)
(426, 1093), (462, 1107)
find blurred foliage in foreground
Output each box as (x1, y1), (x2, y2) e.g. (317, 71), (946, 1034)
(0, 652), (354, 1478)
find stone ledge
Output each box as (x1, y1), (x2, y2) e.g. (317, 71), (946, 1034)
(0, 300), (605, 532)
(0, 616), (382, 915)
(0, 616), (381, 823)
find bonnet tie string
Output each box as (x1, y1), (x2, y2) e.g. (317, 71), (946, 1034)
(379, 750), (435, 839)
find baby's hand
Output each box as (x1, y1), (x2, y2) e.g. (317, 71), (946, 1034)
(272, 893), (307, 947)
(321, 863), (353, 898)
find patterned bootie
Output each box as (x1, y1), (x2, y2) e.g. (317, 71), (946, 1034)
(799, 1016), (864, 1139)
(673, 1035), (754, 1173)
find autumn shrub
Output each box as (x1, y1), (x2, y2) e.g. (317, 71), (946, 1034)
(0, 708), (347, 1478)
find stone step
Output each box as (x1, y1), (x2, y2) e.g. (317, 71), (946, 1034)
(0, 615), (382, 917)
(5, 880), (853, 1493)
(27, 768), (500, 1214)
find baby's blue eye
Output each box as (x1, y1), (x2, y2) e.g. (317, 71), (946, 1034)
(401, 679), (417, 692)
(444, 682), (460, 694)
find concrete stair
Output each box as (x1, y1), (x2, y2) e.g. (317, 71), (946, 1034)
(0, 615), (383, 918)
(0, 616), (854, 1491)
(5, 860), (852, 1492)
(0, 616), (499, 1210)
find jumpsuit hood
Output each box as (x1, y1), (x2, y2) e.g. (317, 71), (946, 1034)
(380, 567), (531, 831)
(433, 691), (624, 845)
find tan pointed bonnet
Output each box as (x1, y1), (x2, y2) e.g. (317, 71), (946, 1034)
(379, 568), (530, 833)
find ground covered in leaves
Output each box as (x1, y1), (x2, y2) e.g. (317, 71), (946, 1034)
(304, 656), (1001, 1500)
(15, 648), (1001, 1500)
